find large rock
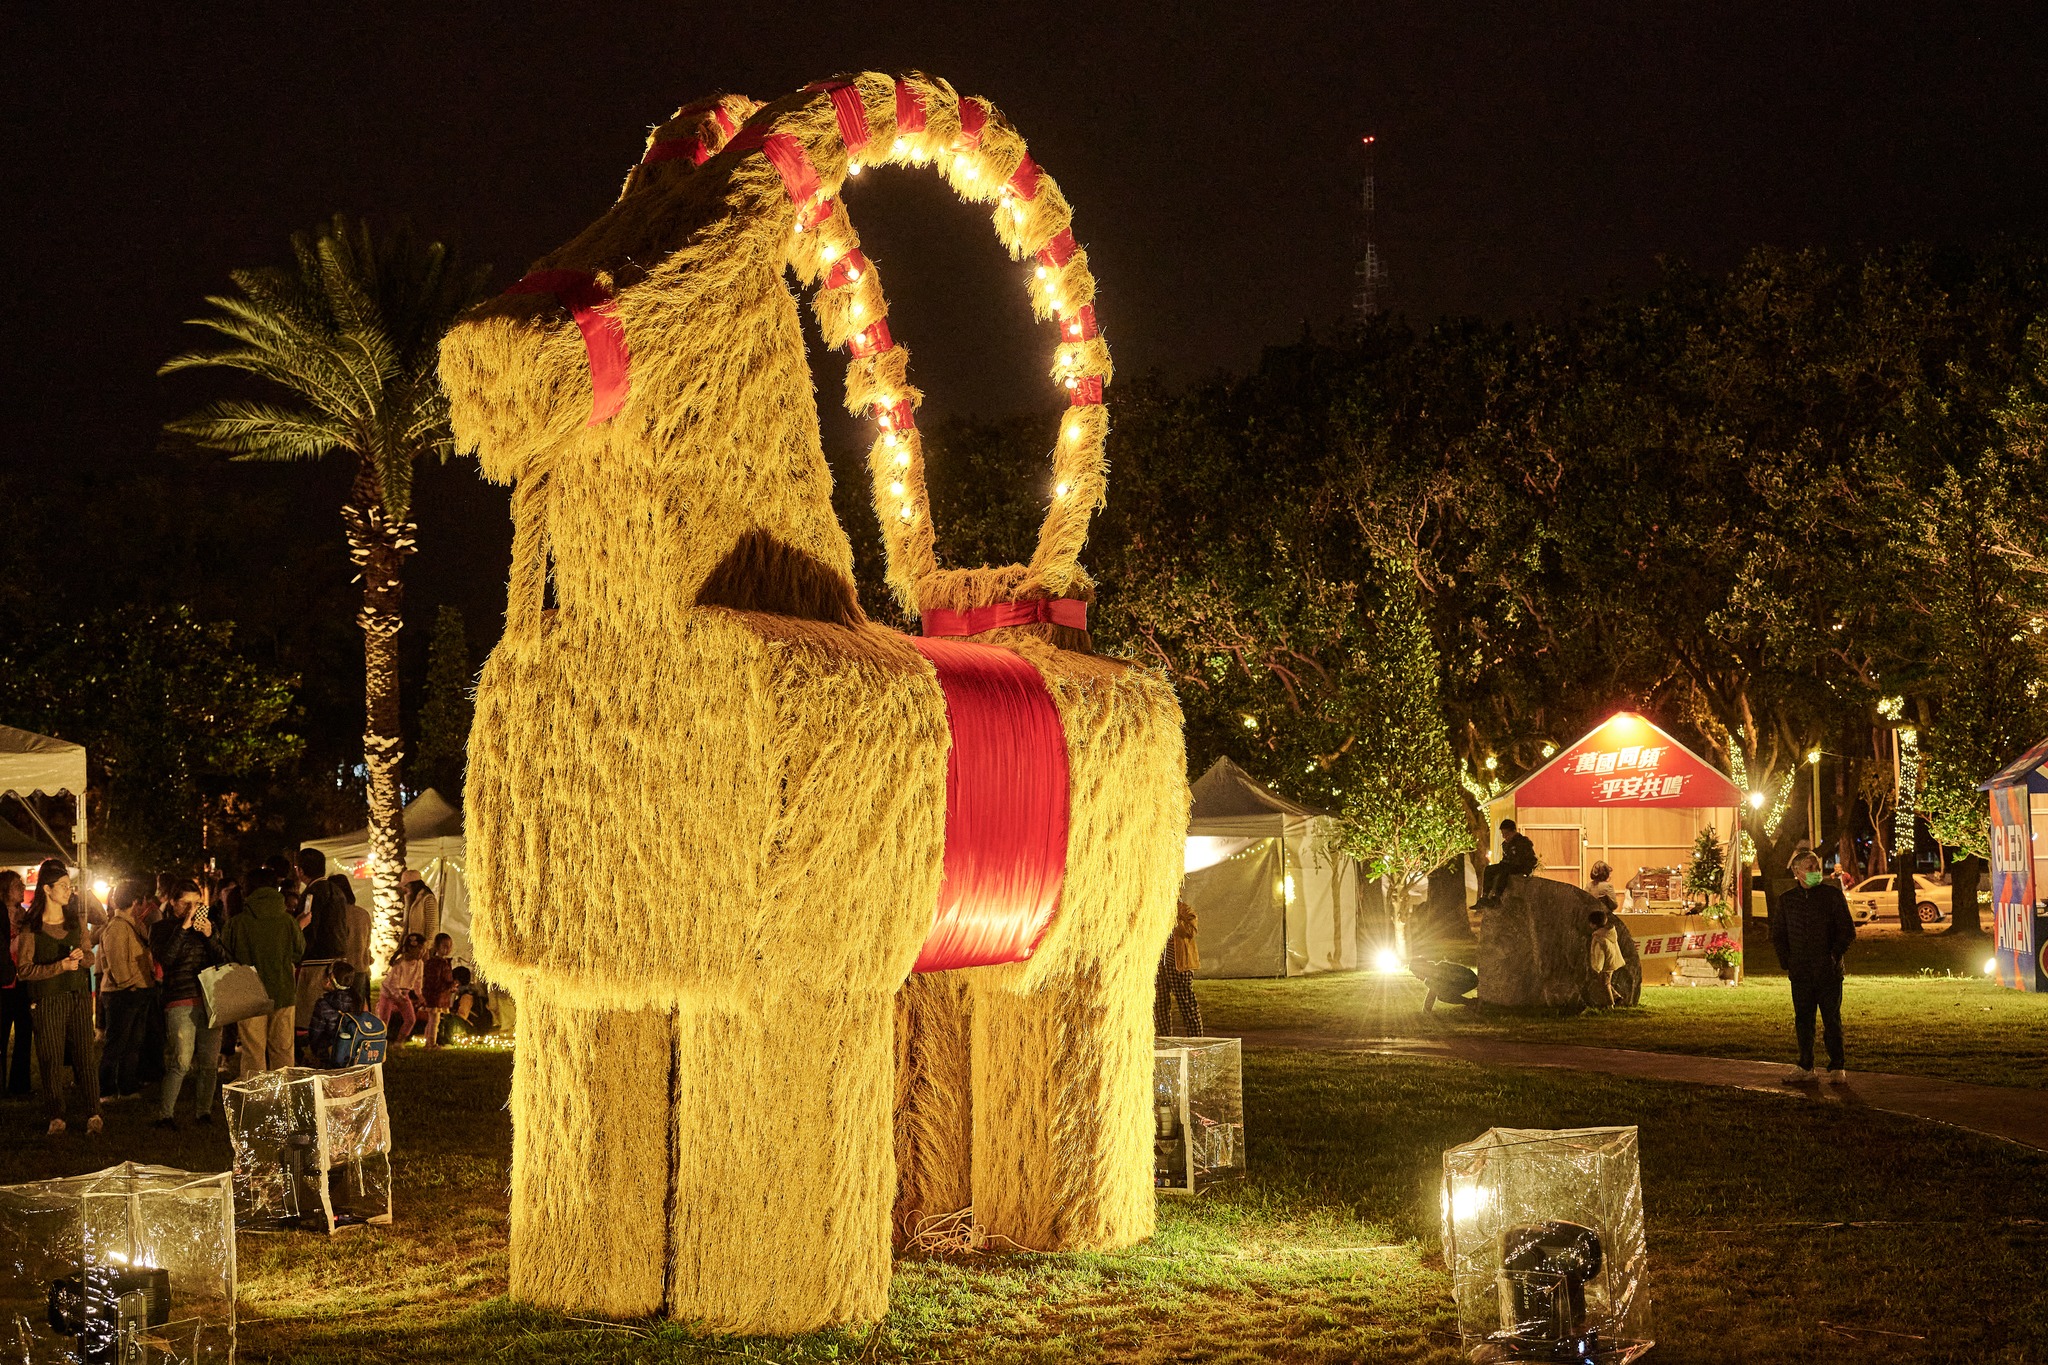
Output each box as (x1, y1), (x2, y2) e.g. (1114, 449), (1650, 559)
(1476, 877), (1642, 1011)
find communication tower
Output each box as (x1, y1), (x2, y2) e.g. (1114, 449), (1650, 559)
(1355, 135), (1388, 320)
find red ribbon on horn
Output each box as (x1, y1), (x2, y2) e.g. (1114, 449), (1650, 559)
(1006, 154), (1041, 200)
(642, 136), (710, 167)
(896, 79), (928, 133)
(805, 80), (871, 153)
(726, 125), (822, 206)
(504, 270), (630, 425)
(957, 98), (987, 147)
(1037, 229), (1078, 268)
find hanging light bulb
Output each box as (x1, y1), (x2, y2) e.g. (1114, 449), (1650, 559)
(1055, 481), (1070, 497)
(821, 244), (838, 262)
(883, 433), (897, 448)
(893, 450), (910, 467)
(1064, 376), (1078, 390)
(1066, 423), (1080, 441)
(898, 504), (914, 521)
(847, 162), (863, 175)
(1035, 264), (1048, 279)
(851, 302), (864, 317)
(892, 137), (908, 154)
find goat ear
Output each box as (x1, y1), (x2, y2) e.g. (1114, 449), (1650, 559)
(440, 292), (596, 485)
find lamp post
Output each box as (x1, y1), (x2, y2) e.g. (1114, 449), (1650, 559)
(1807, 749), (1823, 849)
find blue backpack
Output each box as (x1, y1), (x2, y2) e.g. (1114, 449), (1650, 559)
(333, 1011), (388, 1067)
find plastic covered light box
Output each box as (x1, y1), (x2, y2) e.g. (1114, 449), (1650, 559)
(1441, 1125), (1652, 1364)
(0, 1162), (235, 1365)
(1152, 1036), (1245, 1194)
(221, 1064), (392, 1234)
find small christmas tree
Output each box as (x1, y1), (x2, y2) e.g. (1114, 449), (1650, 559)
(1685, 826), (1727, 915)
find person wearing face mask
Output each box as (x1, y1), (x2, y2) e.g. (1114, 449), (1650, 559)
(1770, 850), (1856, 1083)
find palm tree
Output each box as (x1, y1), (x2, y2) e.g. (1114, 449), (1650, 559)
(162, 214), (490, 957)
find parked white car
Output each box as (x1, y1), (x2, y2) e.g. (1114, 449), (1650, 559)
(1843, 874), (1951, 925)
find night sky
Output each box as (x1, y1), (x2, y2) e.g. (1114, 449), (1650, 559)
(7, 2), (2048, 636)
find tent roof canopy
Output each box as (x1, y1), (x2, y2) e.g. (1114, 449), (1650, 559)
(302, 789), (463, 864)
(1500, 711), (1744, 810)
(1190, 757), (1327, 823)
(1979, 737), (2048, 794)
(0, 725), (86, 798)
(0, 815), (65, 864)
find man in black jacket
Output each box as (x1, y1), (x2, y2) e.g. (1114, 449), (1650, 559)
(1770, 851), (1857, 1082)
(1477, 819), (1538, 907)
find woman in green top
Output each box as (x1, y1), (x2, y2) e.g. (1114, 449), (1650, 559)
(13, 858), (100, 1135)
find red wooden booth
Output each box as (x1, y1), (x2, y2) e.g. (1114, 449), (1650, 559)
(1489, 712), (1746, 985)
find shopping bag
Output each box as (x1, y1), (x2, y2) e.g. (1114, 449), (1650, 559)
(200, 962), (272, 1029)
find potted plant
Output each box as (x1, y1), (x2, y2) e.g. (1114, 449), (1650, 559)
(1704, 944), (1742, 982)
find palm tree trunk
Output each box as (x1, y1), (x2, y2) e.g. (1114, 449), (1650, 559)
(344, 495), (414, 969)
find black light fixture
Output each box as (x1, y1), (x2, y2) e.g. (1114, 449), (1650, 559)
(1498, 1220), (1604, 1361)
(47, 1264), (172, 1365)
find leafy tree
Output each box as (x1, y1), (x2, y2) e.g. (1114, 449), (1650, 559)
(0, 608), (301, 872)
(1330, 559), (1472, 945)
(1911, 461), (2048, 936)
(416, 606), (474, 801)
(161, 214), (490, 952)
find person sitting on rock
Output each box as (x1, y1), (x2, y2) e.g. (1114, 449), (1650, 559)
(1477, 819), (1538, 907)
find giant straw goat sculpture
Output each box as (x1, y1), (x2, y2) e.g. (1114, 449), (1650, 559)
(440, 74), (1188, 1334)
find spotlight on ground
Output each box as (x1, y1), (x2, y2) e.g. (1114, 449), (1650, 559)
(1374, 948), (1405, 974)
(1984, 957), (2000, 976)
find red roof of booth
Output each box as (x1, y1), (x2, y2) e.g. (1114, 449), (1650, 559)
(1503, 712), (1744, 809)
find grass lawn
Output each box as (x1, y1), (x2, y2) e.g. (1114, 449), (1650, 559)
(1197, 928), (2048, 1091)
(3, 1043), (2046, 1363)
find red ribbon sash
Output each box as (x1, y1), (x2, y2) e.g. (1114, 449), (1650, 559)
(503, 270), (630, 425)
(921, 599), (1088, 639)
(908, 638), (1069, 973)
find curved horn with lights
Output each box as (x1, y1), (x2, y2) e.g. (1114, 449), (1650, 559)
(634, 73), (1109, 616)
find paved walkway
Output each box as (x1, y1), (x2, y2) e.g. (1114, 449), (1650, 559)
(1236, 1030), (2048, 1153)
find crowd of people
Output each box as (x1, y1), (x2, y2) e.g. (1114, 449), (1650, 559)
(0, 849), (495, 1138)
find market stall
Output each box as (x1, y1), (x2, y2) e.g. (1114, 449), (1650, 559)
(1981, 737), (2048, 992)
(1181, 758), (1361, 977)
(0, 724), (87, 875)
(1489, 712), (1745, 986)
(302, 789), (471, 962)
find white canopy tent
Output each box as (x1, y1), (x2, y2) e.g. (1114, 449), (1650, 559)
(0, 724), (87, 871)
(1182, 757), (1360, 977)
(302, 789), (472, 963)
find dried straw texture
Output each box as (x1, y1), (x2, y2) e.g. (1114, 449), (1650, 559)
(509, 994), (673, 1315)
(445, 72), (1187, 1334)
